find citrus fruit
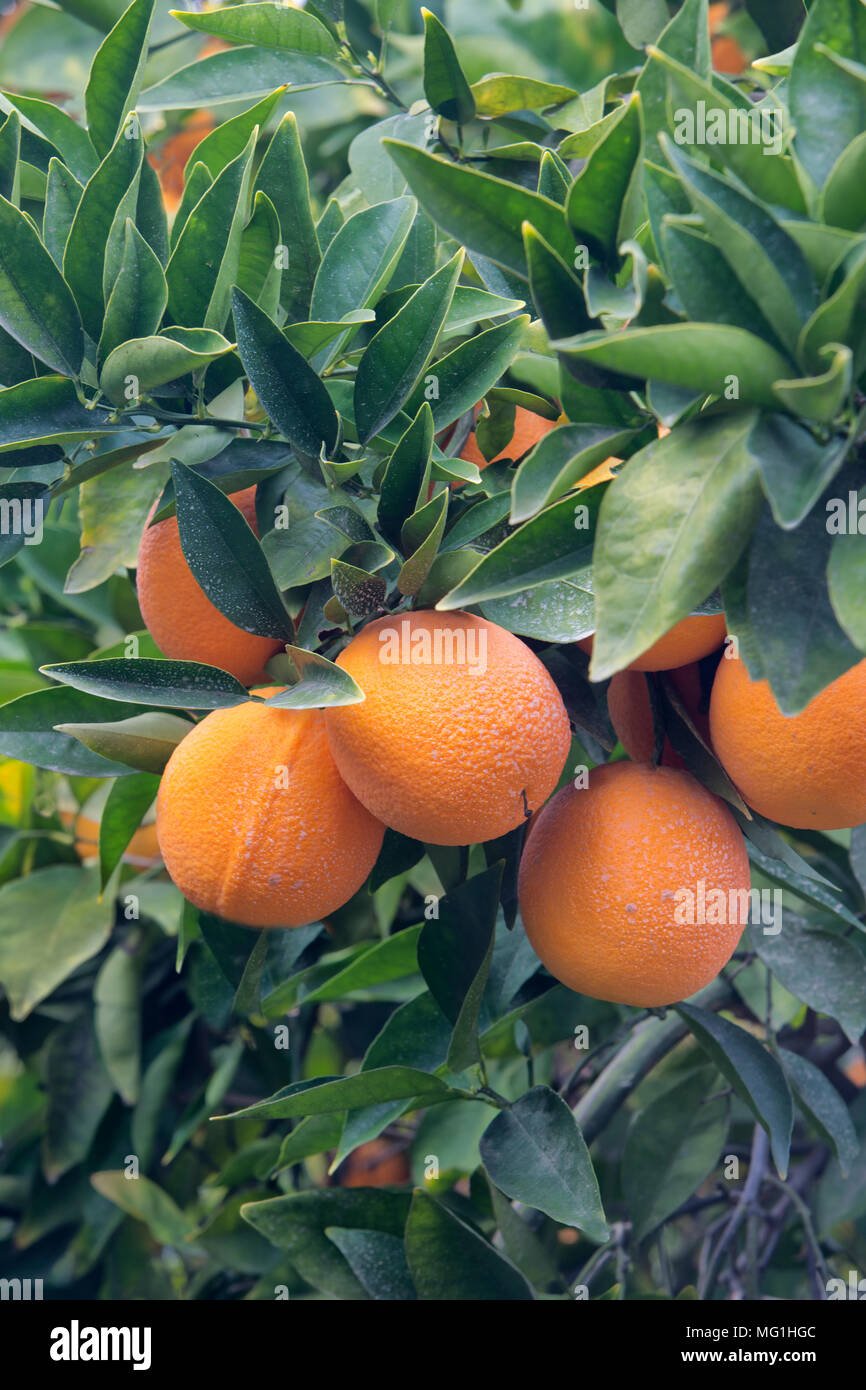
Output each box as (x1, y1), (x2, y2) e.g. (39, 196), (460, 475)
(579, 614), (727, 671)
(70, 786), (160, 868)
(709, 652), (866, 830)
(137, 486), (283, 686)
(607, 662), (711, 767)
(518, 760), (750, 1007)
(459, 404), (558, 470)
(157, 691), (385, 927)
(323, 611), (571, 845)
(336, 1139), (411, 1188)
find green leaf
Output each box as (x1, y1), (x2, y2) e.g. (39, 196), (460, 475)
(438, 488), (601, 610)
(139, 46), (342, 111)
(537, 150), (571, 204)
(85, 0), (155, 159)
(255, 111), (321, 320)
(331, 559), (386, 618)
(64, 122), (143, 341)
(100, 327), (233, 405)
(748, 413), (850, 530)
(675, 1002), (794, 1177)
(42, 158), (84, 270)
(622, 1068), (729, 1239)
(217, 1066), (454, 1121)
(235, 188), (281, 316)
(384, 140), (574, 280)
(57, 713), (190, 777)
(523, 220), (594, 342)
(636, 0), (711, 162)
(779, 1048), (860, 1176)
(649, 45), (806, 212)
(260, 646), (361, 710)
(325, 1228), (416, 1300)
(821, 130), (866, 230)
(0, 866), (114, 1021)
(617, 0), (670, 47)
(744, 841), (865, 932)
(0, 685), (154, 775)
(170, 3), (339, 56)
(405, 1191), (534, 1300)
(377, 401), (434, 549)
(232, 287), (339, 457)
(97, 218), (167, 366)
(589, 411), (762, 680)
(90, 1171), (194, 1246)
(511, 422), (633, 522)
(661, 139), (817, 358)
(728, 496), (861, 713)
(44, 1016), (114, 1181)
(170, 459), (293, 642)
(789, 0), (866, 189)
(772, 343), (853, 424)
(166, 132), (255, 331)
(421, 7), (475, 126)
(354, 250), (463, 443)
(472, 75), (577, 118)
(242, 1189), (411, 1300)
(417, 863), (503, 1070)
(94, 935), (144, 1103)
(289, 926), (422, 1007)
(97, 769), (161, 888)
(566, 93), (642, 264)
(799, 243), (866, 375)
(42, 657), (251, 709)
(397, 489), (448, 598)
(749, 918), (866, 1045)
(186, 88), (284, 182)
(660, 217), (782, 350)
(480, 1086), (608, 1241)
(0, 195), (83, 375)
(309, 195), (416, 329)
(0, 109), (19, 205)
(554, 324), (792, 407)
(2, 92), (97, 183)
(402, 314), (530, 432)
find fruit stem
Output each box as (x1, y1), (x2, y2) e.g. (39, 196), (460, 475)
(572, 977), (732, 1144)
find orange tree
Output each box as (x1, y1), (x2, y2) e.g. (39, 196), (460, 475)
(0, 0), (865, 1302)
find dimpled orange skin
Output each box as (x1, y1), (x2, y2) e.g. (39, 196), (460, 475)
(578, 614), (727, 672)
(709, 653), (866, 831)
(323, 611), (572, 846)
(518, 761), (750, 1007)
(137, 486), (283, 687)
(156, 690), (385, 928)
(607, 663), (711, 768)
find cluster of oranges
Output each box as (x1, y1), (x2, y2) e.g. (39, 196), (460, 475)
(131, 410), (866, 1009)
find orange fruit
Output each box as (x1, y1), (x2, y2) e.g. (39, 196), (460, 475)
(137, 485), (284, 687)
(709, 652), (866, 830)
(323, 611), (571, 845)
(156, 690), (385, 927)
(336, 1139), (411, 1188)
(578, 614), (727, 672)
(518, 761), (750, 1007)
(459, 405), (558, 470)
(574, 456), (621, 491)
(607, 663), (711, 767)
(66, 788), (161, 868)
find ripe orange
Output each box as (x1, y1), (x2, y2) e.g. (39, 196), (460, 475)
(574, 457), (620, 490)
(156, 691), (385, 927)
(709, 652), (866, 830)
(65, 787), (161, 868)
(459, 404), (558, 470)
(518, 761), (750, 1007)
(607, 662), (711, 767)
(137, 486), (284, 687)
(336, 1139), (411, 1188)
(323, 611), (571, 845)
(578, 614), (727, 672)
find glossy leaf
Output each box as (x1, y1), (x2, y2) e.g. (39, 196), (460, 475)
(421, 8), (475, 126)
(85, 0), (155, 159)
(0, 685), (154, 775)
(171, 3), (339, 56)
(0, 196), (83, 376)
(255, 112), (321, 319)
(57, 713), (190, 777)
(0, 867), (114, 1020)
(63, 123), (143, 341)
(402, 314), (530, 432)
(97, 769), (162, 888)
(566, 93), (642, 264)
(511, 422), (634, 521)
(377, 401), (434, 549)
(405, 1191), (534, 1300)
(218, 1066), (453, 1121)
(42, 657), (250, 709)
